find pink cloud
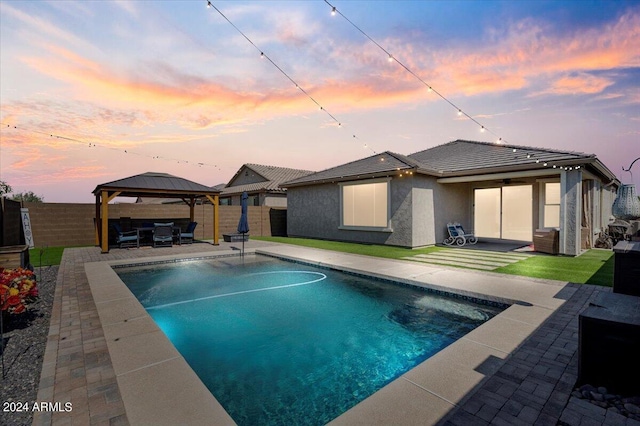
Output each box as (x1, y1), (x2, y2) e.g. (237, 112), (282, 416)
(541, 73), (615, 96)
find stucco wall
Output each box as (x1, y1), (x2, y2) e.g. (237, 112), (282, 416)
(560, 170), (582, 255)
(264, 195), (287, 207)
(287, 175), (462, 248)
(231, 167), (267, 186)
(21, 202), (281, 248)
(429, 181), (470, 244)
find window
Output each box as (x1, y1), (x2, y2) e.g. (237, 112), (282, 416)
(219, 197), (231, 205)
(248, 195), (260, 206)
(543, 182), (561, 228)
(341, 180), (389, 228)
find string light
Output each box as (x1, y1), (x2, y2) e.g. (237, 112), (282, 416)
(1, 123), (222, 170)
(206, 1), (377, 154)
(324, 0), (510, 143)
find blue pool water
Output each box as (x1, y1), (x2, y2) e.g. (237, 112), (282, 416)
(116, 255), (503, 425)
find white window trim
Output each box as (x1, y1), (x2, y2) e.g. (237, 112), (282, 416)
(338, 178), (393, 232)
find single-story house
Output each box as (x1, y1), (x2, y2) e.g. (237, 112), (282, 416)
(281, 140), (620, 255)
(218, 163), (314, 207)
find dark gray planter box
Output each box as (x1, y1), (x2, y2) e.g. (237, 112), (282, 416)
(223, 233), (249, 242)
(578, 292), (640, 395)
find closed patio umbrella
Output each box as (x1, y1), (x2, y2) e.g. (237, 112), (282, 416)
(237, 192), (249, 255)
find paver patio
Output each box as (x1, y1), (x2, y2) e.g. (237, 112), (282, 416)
(30, 241), (634, 425)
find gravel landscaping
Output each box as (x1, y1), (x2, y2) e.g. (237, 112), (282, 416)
(1, 266), (58, 426)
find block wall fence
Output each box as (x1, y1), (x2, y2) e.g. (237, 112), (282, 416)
(21, 202), (285, 248)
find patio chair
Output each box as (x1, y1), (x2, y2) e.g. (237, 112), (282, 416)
(112, 223), (139, 249)
(179, 222), (198, 245)
(153, 225), (174, 247)
(443, 222), (477, 246)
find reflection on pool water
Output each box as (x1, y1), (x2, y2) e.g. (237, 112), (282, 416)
(116, 255), (504, 426)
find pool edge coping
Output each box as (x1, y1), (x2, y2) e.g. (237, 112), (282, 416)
(84, 246), (576, 425)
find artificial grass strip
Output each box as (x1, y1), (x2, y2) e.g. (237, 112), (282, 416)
(253, 236), (443, 259)
(495, 249), (614, 286)
(28, 246), (66, 266)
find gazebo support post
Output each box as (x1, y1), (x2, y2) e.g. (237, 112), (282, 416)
(214, 194), (219, 245)
(188, 197), (196, 223)
(100, 190), (121, 253)
(206, 195), (220, 245)
(101, 190), (109, 253)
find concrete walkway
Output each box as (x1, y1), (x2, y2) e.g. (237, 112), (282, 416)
(31, 241), (634, 425)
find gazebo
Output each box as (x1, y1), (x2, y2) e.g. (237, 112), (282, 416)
(92, 172), (220, 253)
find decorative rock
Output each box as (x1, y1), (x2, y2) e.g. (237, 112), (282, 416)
(624, 403), (640, 415)
(624, 396), (640, 405)
(579, 384), (598, 393)
(573, 384), (640, 421)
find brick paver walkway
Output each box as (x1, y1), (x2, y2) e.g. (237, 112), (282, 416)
(439, 283), (640, 426)
(33, 242), (633, 425)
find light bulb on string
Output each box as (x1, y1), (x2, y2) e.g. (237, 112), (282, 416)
(480, 126), (485, 133)
(331, 6), (336, 16)
(388, 54), (393, 63)
(457, 109), (462, 116)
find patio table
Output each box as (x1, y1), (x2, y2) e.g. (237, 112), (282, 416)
(135, 226), (183, 245)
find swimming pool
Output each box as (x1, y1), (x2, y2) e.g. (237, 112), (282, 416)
(116, 255), (504, 425)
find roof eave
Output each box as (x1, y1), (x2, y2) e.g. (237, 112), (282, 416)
(281, 169), (416, 188)
(92, 186), (220, 197)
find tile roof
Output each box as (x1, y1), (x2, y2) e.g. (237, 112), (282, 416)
(282, 151), (419, 186)
(220, 164), (315, 195)
(282, 140), (604, 187)
(408, 140), (596, 175)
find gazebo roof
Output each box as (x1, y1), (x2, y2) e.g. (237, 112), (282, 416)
(92, 172), (220, 199)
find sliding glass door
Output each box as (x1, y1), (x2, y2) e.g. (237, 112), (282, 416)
(474, 185), (533, 241)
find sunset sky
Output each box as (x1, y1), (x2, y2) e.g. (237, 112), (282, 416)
(1, 0), (638, 203)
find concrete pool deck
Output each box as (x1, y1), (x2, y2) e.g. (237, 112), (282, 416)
(32, 241), (621, 425)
